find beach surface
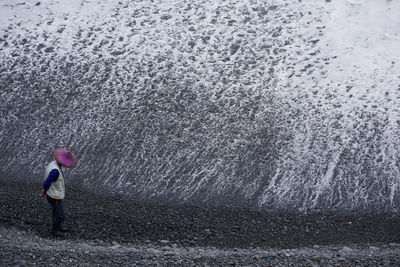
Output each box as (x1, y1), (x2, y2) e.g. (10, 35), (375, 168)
(2, 180), (400, 266)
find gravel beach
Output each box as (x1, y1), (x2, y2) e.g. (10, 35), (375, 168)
(2, 179), (400, 266)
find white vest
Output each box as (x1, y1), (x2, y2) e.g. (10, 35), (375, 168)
(44, 160), (65, 199)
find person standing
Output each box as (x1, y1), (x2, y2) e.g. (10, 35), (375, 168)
(39, 148), (78, 237)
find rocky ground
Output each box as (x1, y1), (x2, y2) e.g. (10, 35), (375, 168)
(2, 180), (400, 266)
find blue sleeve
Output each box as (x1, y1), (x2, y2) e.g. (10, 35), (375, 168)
(43, 169), (59, 191)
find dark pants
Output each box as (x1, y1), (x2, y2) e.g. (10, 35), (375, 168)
(46, 195), (65, 230)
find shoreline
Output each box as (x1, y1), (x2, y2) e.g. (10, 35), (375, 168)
(2, 179), (400, 265)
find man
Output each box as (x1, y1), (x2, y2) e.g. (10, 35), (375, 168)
(40, 148), (78, 237)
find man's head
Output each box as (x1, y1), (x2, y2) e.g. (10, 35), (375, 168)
(53, 148), (78, 168)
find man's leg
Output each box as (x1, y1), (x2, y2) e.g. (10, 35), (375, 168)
(46, 196), (65, 236)
(54, 199), (67, 232)
(46, 196), (56, 229)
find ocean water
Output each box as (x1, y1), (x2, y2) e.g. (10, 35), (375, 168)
(1, 0), (399, 212)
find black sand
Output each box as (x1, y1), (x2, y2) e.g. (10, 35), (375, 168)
(2, 180), (400, 265)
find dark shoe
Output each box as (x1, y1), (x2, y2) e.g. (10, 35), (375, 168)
(52, 222), (69, 233)
(58, 225), (69, 233)
(51, 229), (65, 237)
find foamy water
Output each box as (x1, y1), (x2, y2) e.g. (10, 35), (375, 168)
(0, 0), (399, 211)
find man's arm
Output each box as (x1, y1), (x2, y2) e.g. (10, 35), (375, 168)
(39, 169), (59, 197)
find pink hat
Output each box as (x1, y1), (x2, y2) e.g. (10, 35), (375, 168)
(53, 148), (78, 168)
